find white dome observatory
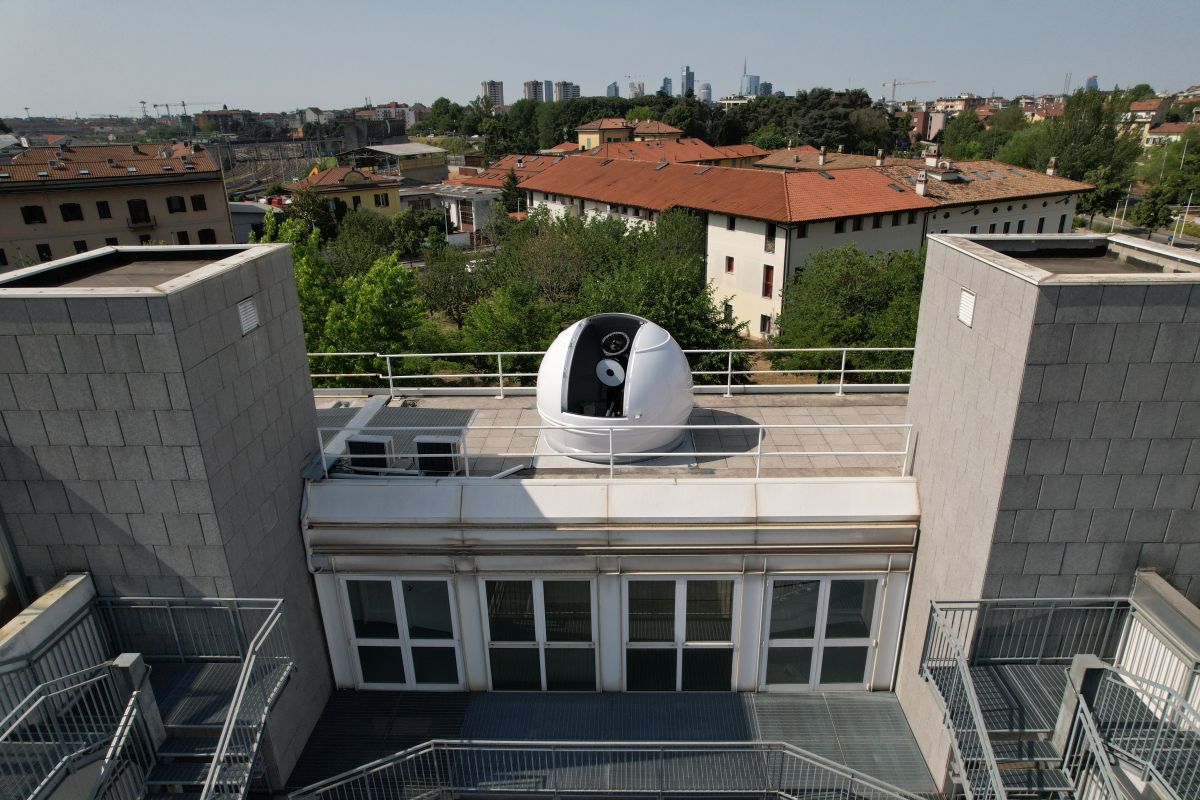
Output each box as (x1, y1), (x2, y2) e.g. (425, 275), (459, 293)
(537, 314), (693, 460)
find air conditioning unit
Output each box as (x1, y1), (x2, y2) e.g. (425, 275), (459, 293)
(414, 435), (464, 476)
(346, 435), (395, 473)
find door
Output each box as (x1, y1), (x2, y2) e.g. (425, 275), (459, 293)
(342, 577), (463, 689)
(623, 577), (739, 691)
(759, 576), (883, 690)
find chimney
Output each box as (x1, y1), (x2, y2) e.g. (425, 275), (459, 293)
(818, 146), (827, 166)
(915, 170), (928, 196)
(837, 144), (844, 153)
(925, 144), (939, 168)
(1046, 156), (1058, 177)
(876, 149), (884, 167)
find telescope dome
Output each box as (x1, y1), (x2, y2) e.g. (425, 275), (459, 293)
(536, 313), (693, 460)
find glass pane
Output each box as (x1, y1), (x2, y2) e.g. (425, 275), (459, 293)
(411, 647), (459, 685)
(544, 581), (592, 642)
(545, 648), (596, 691)
(486, 581), (535, 642)
(825, 581), (877, 638)
(626, 649), (676, 691)
(404, 581), (453, 639)
(686, 580), (733, 642)
(682, 649), (733, 691)
(765, 647), (813, 685)
(489, 648), (541, 690)
(357, 646), (405, 684)
(769, 581), (819, 640)
(347, 581), (398, 639)
(820, 646), (869, 685)
(628, 581), (674, 642)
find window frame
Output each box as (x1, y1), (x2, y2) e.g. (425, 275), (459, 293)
(852, 217), (863, 232)
(725, 255), (734, 274)
(340, 575), (464, 691)
(761, 263), (774, 298)
(165, 195), (187, 214)
(834, 219), (845, 234)
(479, 576), (599, 692)
(189, 194), (207, 212)
(60, 203), (84, 222)
(96, 200), (112, 219)
(726, 215), (736, 231)
(197, 228), (217, 244)
(21, 205), (47, 225)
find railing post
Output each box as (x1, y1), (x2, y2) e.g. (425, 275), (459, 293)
(724, 350), (734, 398)
(495, 353), (506, 400)
(384, 354), (396, 399)
(836, 349), (847, 396)
(608, 429), (614, 479)
(754, 427), (764, 479)
(900, 426), (913, 477)
(1037, 604), (1056, 665)
(462, 436), (471, 479)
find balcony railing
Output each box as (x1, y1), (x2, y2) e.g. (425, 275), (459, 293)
(90, 689), (157, 800)
(125, 216), (156, 230)
(308, 346), (915, 398)
(289, 740), (926, 800)
(1061, 692), (1123, 800)
(0, 602), (111, 720)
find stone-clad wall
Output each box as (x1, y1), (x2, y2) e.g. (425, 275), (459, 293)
(988, 282), (1200, 602)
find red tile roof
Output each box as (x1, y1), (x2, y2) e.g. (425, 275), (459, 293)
(521, 157), (936, 223)
(284, 166), (372, 190)
(1130, 98), (1168, 112)
(872, 159), (1092, 206)
(711, 143), (771, 159)
(575, 117), (636, 131)
(547, 141), (581, 152)
(756, 146), (922, 172)
(0, 142), (220, 184)
(633, 120), (683, 135)
(579, 138), (767, 165)
(1149, 122), (1198, 135)
(453, 153), (563, 188)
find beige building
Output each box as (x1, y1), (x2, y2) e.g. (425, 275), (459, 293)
(0, 143), (232, 269)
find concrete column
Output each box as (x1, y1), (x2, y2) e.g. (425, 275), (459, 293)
(111, 652), (166, 749)
(1051, 653), (1106, 753)
(737, 571), (766, 691)
(452, 567), (488, 691)
(597, 572), (623, 691)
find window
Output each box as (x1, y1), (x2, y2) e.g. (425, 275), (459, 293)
(988, 223), (996, 233)
(138, 235), (151, 245)
(21, 205), (46, 225)
(60, 203), (84, 222)
(725, 256), (734, 274)
(344, 578), (462, 688)
(373, 193), (390, 208)
(1058, 214), (1067, 233)
(795, 222), (807, 238)
(632, 208), (641, 218)
(764, 222), (776, 253)
(197, 228), (217, 244)
(907, 211), (916, 225)
(726, 215), (735, 231)
(625, 578), (735, 691)
(723, 303), (733, 322)
(96, 200), (112, 219)
(484, 579), (596, 691)
(834, 219), (845, 234)
(411, 198), (431, 212)
(0, 248), (7, 266)
(1002, 221), (1011, 233)
(760, 577), (882, 688)
(891, 213), (901, 226)
(1017, 220), (1025, 233)
(73, 241), (87, 253)
(352, 195), (362, 209)
(166, 196), (186, 214)
(969, 225), (978, 234)
(104, 237), (118, 246)
(1037, 217), (1045, 233)
(871, 214), (882, 229)
(852, 217), (863, 232)
(127, 199), (151, 224)
(36, 243), (52, 261)
(759, 314), (772, 335)
(189, 194), (207, 212)
(175, 231), (190, 245)
(761, 264), (774, 298)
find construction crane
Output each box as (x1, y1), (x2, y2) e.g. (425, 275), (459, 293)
(882, 79), (934, 102)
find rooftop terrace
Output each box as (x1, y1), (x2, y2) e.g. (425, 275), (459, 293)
(0, 245), (268, 293)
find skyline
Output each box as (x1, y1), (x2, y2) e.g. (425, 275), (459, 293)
(1, 0), (1196, 119)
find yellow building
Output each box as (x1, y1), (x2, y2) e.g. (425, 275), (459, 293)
(574, 118), (687, 149)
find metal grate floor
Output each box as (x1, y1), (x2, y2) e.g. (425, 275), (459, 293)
(367, 406), (475, 467)
(967, 664), (1068, 733)
(316, 406), (361, 446)
(149, 662), (241, 727)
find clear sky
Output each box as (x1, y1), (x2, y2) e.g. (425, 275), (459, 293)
(1, 0), (1194, 118)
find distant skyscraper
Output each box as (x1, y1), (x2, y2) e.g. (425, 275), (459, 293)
(544, 80), (554, 101)
(680, 66), (695, 96)
(555, 81), (581, 101)
(739, 59), (759, 97)
(481, 80), (504, 107)
(698, 83), (712, 103)
(523, 80), (544, 102)
(1085, 74), (1099, 91)
(660, 77), (672, 96)
(629, 81), (645, 98)
(607, 81), (620, 98)
(757, 81), (772, 97)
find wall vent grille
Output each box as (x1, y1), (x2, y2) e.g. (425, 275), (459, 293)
(237, 298), (259, 335)
(958, 288), (976, 327)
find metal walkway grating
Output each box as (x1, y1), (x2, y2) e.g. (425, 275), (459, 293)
(968, 664), (1068, 733)
(316, 406), (360, 446)
(366, 405), (475, 465)
(149, 662), (241, 727)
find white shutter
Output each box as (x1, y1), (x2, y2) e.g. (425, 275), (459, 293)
(237, 298), (259, 335)
(958, 288), (976, 327)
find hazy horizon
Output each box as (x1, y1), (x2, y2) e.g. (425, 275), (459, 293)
(1, 0), (1195, 119)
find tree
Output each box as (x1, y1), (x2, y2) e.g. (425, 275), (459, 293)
(1122, 84), (1156, 103)
(1076, 164), (1126, 223)
(941, 110), (985, 159)
(749, 123), (787, 150)
(0, 118), (10, 134)
(326, 209), (393, 278)
(389, 208), (446, 257)
(500, 169), (522, 212)
(463, 283), (563, 352)
(418, 245), (487, 328)
(626, 106), (655, 121)
(281, 185), (337, 241)
(1128, 184), (1175, 236)
(322, 254), (427, 353)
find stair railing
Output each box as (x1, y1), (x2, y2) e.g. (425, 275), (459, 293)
(88, 690), (157, 800)
(0, 664), (123, 800)
(1090, 666), (1199, 800)
(1061, 688), (1123, 800)
(288, 739), (927, 800)
(198, 600), (293, 800)
(921, 602), (1007, 800)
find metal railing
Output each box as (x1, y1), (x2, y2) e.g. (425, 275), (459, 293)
(0, 664), (124, 800)
(926, 598), (1130, 665)
(96, 597), (280, 662)
(308, 346), (915, 397)
(200, 603), (293, 800)
(89, 690), (157, 800)
(1090, 667), (1199, 800)
(317, 421), (914, 479)
(920, 606), (1007, 800)
(1061, 690), (1123, 800)
(289, 739), (927, 800)
(0, 603), (111, 720)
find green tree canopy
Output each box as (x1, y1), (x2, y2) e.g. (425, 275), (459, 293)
(749, 123), (787, 150)
(941, 110), (985, 159)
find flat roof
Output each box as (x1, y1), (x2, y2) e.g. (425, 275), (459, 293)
(0, 245), (279, 296)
